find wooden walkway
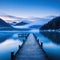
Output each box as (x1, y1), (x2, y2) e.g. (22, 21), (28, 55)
(14, 34), (48, 60)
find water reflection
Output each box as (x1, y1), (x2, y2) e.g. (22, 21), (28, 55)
(0, 39), (22, 60)
(40, 32), (60, 44)
(0, 32), (13, 43)
(0, 31), (60, 60)
(0, 31), (28, 60)
(44, 42), (60, 60)
(34, 32), (60, 60)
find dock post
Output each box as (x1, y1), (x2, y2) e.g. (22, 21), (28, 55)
(37, 39), (41, 47)
(41, 42), (43, 48)
(33, 34), (36, 40)
(26, 36), (27, 39)
(11, 52), (14, 60)
(37, 39), (39, 43)
(23, 40), (25, 44)
(26, 34), (28, 39)
(19, 45), (21, 49)
(25, 35), (27, 39)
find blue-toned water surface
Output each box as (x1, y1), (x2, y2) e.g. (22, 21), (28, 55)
(0, 31), (60, 60)
(34, 31), (60, 60)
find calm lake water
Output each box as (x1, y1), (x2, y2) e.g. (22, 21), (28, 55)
(0, 31), (60, 60)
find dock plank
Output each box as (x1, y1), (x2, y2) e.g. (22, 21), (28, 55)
(15, 34), (48, 60)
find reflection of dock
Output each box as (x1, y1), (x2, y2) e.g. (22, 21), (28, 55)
(11, 33), (48, 60)
(18, 34), (27, 37)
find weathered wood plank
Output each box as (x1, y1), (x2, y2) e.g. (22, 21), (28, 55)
(15, 34), (48, 60)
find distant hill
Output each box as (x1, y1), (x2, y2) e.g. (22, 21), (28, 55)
(0, 18), (14, 30)
(30, 25), (41, 29)
(15, 21), (28, 26)
(0, 18), (12, 27)
(0, 18), (31, 31)
(40, 16), (60, 30)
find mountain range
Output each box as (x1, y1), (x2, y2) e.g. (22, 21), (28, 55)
(0, 18), (30, 31)
(0, 18), (12, 27)
(0, 15), (22, 23)
(0, 18), (14, 30)
(0, 14), (58, 31)
(40, 16), (60, 30)
(15, 21), (29, 26)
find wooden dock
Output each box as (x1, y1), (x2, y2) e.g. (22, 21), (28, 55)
(11, 33), (48, 60)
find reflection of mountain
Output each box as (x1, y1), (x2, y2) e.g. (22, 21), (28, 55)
(0, 33), (12, 43)
(40, 17), (60, 30)
(15, 28), (31, 31)
(41, 32), (60, 44)
(0, 18), (14, 30)
(15, 21), (28, 26)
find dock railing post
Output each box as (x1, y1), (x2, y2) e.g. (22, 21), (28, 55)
(23, 40), (25, 44)
(37, 39), (39, 43)
(11, 52), (14, 60)
(19, 45), (21, 49)
(26, 35), (27, 39)
(41, 42), (43, 48)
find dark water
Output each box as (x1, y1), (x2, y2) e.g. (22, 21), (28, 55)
(0, 31), (60, 60)
(34, 31), (60, 60)
(0, 31), (28, 60)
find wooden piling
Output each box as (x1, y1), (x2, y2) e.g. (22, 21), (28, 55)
(14, 34), (47, 60)
(23, 40), (25, 44)
(37, 39), (39, 43)
(11, 52), (14, 60)
(41, 42), (43, 48)
(19, 45), (21, 49)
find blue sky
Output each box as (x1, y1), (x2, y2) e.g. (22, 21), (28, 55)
(0, 0), (60, 18)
